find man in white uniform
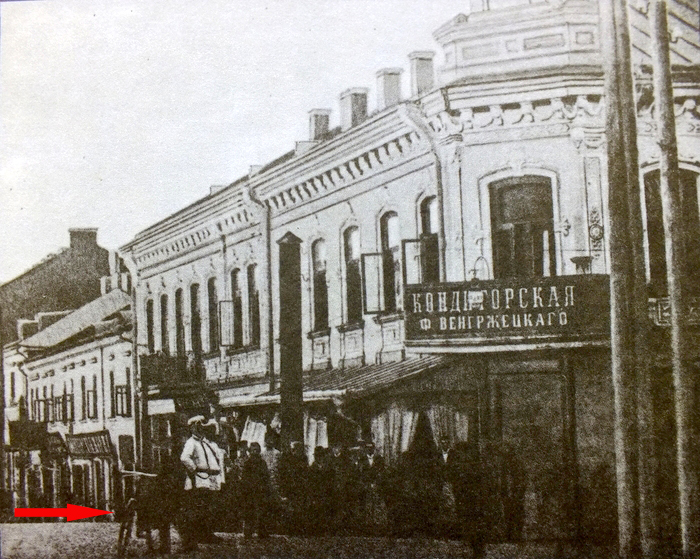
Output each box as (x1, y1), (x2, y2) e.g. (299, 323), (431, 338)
(179, 415), (223, 550)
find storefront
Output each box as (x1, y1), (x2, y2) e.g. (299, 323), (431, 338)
(65, 430), (116, 514)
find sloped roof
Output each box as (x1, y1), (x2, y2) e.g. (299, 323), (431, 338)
(20, 289), (131, 349)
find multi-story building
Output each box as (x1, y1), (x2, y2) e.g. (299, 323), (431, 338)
(2, 266), (135, 513)
(120, 0), (699, 549)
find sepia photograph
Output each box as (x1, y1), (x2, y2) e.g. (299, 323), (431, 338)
(0, 0), (699, 557)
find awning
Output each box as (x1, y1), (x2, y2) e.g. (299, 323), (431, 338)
(299, 354), (452, 396)
(21, 289), (131, 349)
(65, 430), (113, 457)
(256, 355), (453, 404)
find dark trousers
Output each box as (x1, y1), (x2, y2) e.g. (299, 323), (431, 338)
(242, 494), (269, 538)
(179, 488), (217, 549)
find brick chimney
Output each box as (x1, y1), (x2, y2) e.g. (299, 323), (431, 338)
(340, 88), (369, 131)
(69, 228), (98, 250)
(309, 109), (331, 140)
(376, 68), (403, 110)
(409, 51), (435, 96)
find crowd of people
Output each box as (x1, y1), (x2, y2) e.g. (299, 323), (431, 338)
(143, 414), (524, 556)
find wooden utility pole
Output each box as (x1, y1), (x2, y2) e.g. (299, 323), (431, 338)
(600, 0), (655, 556)
(650, 2), (700, 556)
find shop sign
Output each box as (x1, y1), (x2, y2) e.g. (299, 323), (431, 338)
(404, 274), (610, 343)
(65, 430), (113, 457)
(648, 297), (700, 327)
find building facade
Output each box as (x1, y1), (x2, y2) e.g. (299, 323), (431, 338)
(120, 0), (700, 549)
(2, 274), (136, 515)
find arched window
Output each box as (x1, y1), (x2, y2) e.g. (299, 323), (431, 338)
(190, 283), (202, 355)
(231, 269), (243, 348)
(248, 265), (261, 346)
(490, 176), (555, 279)
(644, 169), (700, 297)
(160, 294), (169, 355)
(419, 196), (440, 283)
(145, 299), (155, 354)
(312, 240), (329, 331)
(380, 212), (401, 312)
(175, 289), (185, 356)
(344, 227), (362, 323)
(207, 278), (219, 352)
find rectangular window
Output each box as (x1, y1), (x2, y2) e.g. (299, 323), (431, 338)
(312, 240), (329, 331)
(54, 396), (64, 423)
(344, 227), (363, 323)
(248, 265), (261, 346)
(190, 283), (202, 355)
(146, 299), (155, 354)
(65, 394), (74, 422)
(115, 386), (131, 417)
(160, 294), (170, 355)
(208, 278), (220, 351)
(86, 390), (98, 419)
(490, 177), (555, 279)
(231, 270), (244, 349)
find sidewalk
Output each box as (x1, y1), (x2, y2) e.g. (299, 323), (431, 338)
(1, 522), (620, 559)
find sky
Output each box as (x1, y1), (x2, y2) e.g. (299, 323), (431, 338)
(0, 0), (478, 283)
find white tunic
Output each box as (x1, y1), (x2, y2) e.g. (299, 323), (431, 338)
(180, 435), (222, 491)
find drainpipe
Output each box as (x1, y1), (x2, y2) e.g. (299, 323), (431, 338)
(247, 186), (276, 393)
(398, 101), (449, 282)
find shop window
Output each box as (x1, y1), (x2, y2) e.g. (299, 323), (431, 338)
(381, 212), (401, 313)
(190, 283), (202, 355)
(231, 269), (244, 349)
(145, 299), (155, 354)
(344, 227), (363, 323)
(175, 289), (185, 356)
(312, 239), (329, 331)
(644, 169), (700, 297)
(490, 176), (555, 279)
(207, 278), (219, 352)
(160, 294), (169, 355)
(248, 265), (261, 347)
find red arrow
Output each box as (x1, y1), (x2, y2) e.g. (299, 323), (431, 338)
(14, 504), (112, 522)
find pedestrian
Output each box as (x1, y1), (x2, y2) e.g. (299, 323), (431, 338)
(308, 446), (334, 535)
(278, 440), (309, 535)
(179, 414), (224, 552)
(448, 441), (486, 558)
(358, 442), (388, 535)
(240, 442), (272, 539)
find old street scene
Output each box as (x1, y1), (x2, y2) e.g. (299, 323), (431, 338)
(1, 0), (699, 558)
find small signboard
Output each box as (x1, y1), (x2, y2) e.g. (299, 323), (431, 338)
(404, 274), (610, 344)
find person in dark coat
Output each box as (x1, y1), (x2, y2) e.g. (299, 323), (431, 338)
(357, 442), (388, 535)
(240, 442), (272, 539)
(278, 441), (309, 535)
(448, 441), (486, 558)
(308, 446), (334, 535)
